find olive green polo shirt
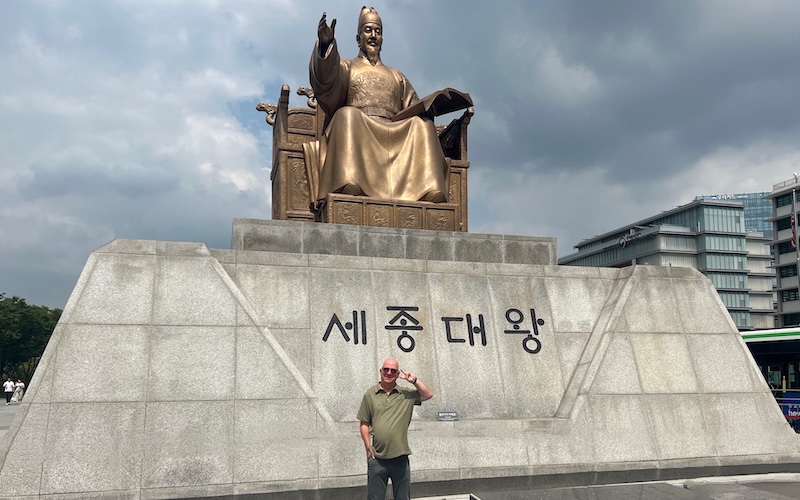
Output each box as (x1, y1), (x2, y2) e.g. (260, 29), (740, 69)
(357, 383), (421, 459)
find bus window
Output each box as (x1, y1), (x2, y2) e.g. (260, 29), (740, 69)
(768, 366), (782, 389)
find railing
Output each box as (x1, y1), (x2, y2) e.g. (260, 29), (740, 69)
(773, 177), (800, 190)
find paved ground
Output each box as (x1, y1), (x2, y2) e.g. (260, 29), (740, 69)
(464, 474), (800, 499)
(0, 401), (20, 443)
(2, 403), (799, 499)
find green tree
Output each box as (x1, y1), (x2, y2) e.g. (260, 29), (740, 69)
(0, 293), (61, 384)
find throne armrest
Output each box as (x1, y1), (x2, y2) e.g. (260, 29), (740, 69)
(437, 106), (474, 162)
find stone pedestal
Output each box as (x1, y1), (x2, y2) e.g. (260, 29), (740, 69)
(0, 221), (798, 499)
(231, 218), (557, 265)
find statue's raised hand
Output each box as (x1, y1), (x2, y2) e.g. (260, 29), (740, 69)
(318, 12), (336, 49)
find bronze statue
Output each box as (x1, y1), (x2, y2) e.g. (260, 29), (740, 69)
(307, 7), (470, 205)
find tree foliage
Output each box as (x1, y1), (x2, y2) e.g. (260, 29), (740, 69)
(0, 293), (61, 384)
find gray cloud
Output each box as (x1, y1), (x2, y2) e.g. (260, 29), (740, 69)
(19, 162), (181, 199)
(2, 0), (800, 308)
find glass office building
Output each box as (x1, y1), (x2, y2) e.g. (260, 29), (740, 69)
(559, 198), (775, 331)
(695, 192), (773, 238)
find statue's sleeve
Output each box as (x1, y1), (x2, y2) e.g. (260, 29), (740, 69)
(400, 72), (419, 111)
(309, 39), (350, 118)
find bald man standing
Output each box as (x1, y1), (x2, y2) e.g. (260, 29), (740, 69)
(357, 358), (433, 500)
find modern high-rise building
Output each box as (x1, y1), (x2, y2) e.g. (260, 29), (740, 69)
(768, 177), (800, 327)
(559, 198), (775, 331)
(695, 192), (773, 238)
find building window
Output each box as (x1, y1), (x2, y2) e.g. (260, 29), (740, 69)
(777, 216), (793, 231)
(781, 289), (800, 302)
(779, 241), (795, 255)
(707, 272), (748, 289)
(728, 310), (750, 327)
(777, 193), (793, 208)
(701, 235), (745, 251)
(784, 313), (800, 326)
(719, 291), (749, 308)
(748, 260), (771, 273)
(699, 253), (747, 270)
(780, 265), (799, 278)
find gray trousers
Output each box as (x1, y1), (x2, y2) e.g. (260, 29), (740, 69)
(367, 455), (410, 500)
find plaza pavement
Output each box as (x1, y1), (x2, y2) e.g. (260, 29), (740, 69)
(465, 473), (800, 499)
(0, 401), (19, 443)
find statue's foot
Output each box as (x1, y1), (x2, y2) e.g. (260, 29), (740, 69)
(420, 190), (447, 203)
(340, 183), (364, 196)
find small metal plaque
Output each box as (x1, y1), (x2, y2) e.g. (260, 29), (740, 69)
(437, 411), (459, 421)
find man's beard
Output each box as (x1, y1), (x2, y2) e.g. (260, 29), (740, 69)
(363, 45), (381, 65)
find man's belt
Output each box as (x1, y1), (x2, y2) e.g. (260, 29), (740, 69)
(359, 106), (394, 120)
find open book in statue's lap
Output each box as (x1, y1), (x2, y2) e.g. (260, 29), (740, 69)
(305, 8), (472, 207)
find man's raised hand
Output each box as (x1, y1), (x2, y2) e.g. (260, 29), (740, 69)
(400, 369), (416, 384)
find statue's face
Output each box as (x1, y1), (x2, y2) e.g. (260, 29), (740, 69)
(357, 22), (382, 58)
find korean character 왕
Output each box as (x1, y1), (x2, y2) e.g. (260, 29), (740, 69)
(503, 308), (544, 354)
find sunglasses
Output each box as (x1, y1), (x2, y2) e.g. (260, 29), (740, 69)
(381, 368), (398, 375)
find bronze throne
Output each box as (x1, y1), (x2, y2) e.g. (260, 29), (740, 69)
(259, 84), (473, 232)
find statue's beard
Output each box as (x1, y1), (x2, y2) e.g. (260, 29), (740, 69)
(363, 45), (381, 65)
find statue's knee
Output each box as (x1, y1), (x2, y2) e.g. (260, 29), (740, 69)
(332, 106), (361, 124)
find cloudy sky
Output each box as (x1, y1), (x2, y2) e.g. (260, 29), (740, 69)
(2, 0), (800, 309)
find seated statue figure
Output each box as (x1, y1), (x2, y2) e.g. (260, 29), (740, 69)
(308, 7), (456, 204)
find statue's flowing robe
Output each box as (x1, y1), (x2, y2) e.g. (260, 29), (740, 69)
(308, 40), (448, 202)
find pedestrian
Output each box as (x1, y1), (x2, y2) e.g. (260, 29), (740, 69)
(357, 358), (433, 500)
(10, 379), (25, 403)
(3, 377), (15, 405)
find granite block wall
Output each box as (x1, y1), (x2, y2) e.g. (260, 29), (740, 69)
(0, 227), (797, 499)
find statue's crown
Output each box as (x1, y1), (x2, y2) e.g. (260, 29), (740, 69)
(358, 6), (382, 29)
